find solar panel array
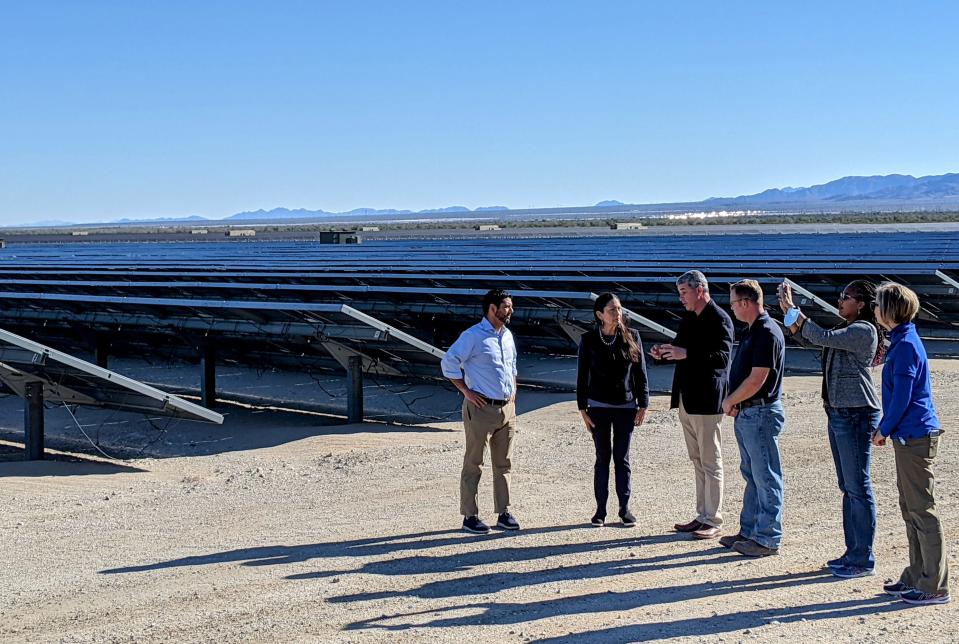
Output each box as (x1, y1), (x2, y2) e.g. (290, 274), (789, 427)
(0, 231), (956, 375)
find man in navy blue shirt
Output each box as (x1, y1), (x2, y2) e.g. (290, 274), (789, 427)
(719, 279), (786, 557)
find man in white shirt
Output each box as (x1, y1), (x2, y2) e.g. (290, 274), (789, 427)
(441, 289), (519, 534)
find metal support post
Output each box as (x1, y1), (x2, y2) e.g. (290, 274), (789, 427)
(25, 381), (45, 461)
(95, 335), (110, 368)
(347, 355), (364, 423)
(200, 344), (216, 408)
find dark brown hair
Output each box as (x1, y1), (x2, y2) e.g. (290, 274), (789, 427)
(593, 292), (641, 362)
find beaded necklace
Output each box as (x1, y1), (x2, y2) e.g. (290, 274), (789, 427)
(598, 327), (618, 346)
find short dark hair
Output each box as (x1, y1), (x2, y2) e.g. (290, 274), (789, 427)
(482, 288), (512, 315)
(676, 270), (708, 292)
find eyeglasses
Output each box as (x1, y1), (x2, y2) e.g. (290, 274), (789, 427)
(838, 293), (859, 302)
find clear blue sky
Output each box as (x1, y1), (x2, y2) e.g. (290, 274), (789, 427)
(2, 2), (957, 225)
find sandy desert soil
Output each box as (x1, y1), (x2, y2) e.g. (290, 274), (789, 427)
(1, 363), (958, 643)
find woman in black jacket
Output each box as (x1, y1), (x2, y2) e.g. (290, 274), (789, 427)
(577, 292), (649, 527)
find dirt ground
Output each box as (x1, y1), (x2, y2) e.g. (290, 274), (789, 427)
(2, 363), (957, 643)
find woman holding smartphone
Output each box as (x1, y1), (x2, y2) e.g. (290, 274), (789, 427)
(871, 282), (950, 606)
(778, 279), (883, 578)
(576, 292), (649, 528)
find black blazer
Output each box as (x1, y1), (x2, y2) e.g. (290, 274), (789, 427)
(664, 299), (734, 415)
(576, 327), (649, 410)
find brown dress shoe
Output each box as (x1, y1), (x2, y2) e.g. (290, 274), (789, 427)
(673, 519), (704, 533)
(692, 525), (722, 539)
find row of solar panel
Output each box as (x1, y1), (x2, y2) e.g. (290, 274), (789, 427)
(2, 232), (956, 264)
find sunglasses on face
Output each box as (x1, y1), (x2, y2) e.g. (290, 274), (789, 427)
(838, 293), (859, 302)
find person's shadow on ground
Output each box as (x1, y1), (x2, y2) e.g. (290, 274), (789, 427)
(533, 593), (911, 642)
(101, 524), (670, 575)
(344, 571), (908, 636)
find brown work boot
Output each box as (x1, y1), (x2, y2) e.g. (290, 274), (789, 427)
(733, 539), (779, 557)
(719, 533), (747, 549)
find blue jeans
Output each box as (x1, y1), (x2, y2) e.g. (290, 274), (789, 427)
(734, 400), (785, 549)
(826, 405), (880, 569)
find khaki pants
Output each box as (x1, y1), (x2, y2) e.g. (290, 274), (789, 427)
(894, 435), (950, 594)
(679, 396), (724, 528)
(460, 400), (516, 517)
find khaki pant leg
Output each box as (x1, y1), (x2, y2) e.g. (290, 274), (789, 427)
(695, 412), (725, 528)
(460, 400), (491, 517)
(678, 398), (706, 522)
(895, 459), (921, 588)
(489, 402), (517, 514)
(894, 436), (950, 594)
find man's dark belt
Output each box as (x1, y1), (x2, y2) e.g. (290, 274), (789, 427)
(483, 398), (510, 406)
(738, 397), (776, 410)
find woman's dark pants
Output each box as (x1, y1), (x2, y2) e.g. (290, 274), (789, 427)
(590, 407), (635, 517)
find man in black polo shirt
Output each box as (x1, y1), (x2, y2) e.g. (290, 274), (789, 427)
(650, 270), (734, 540)
(720, 279), (786, 557)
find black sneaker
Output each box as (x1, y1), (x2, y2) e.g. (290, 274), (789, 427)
(590, 512), (605, 527)
(496, 512), (520, 531)
(883, 580), (913, 596)
(463, 515), (490, 534)
(831, 565), (876, 579)
(900, 589), (952, 605)
(619, 509), (636, 528)
(826, 555), (847, 569)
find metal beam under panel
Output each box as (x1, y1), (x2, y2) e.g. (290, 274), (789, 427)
(0, 293), (447, 360)
(935, 270), (959, 292)
(319, 339), (402, 377)
(0, 327), (224, 424)
(340, 305), (446, 360)
(783, 279), (841, 319)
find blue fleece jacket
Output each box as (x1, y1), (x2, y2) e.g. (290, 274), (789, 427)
(877, 322), (940, 439)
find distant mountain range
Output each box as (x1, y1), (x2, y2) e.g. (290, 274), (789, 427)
(709, 172), (959, 204)
(17, 172), (959, 227)
(210, 173), (959, 223)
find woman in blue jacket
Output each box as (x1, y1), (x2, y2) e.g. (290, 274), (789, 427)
(872, 282), (950, 605)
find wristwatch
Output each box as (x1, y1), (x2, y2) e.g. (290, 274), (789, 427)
(784, 307), (801, 326)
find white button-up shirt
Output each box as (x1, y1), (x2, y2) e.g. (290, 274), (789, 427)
(440, 317), (518, 399)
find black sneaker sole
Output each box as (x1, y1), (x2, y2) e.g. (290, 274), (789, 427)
(463, 526), (490, 535)
(496, 523), (520, 531)
(901, 594), (951, 605)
